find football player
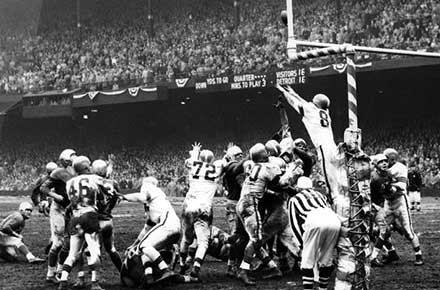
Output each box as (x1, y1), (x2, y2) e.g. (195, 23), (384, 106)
(236, 143), (302, 286)
(221, 144), (249, 276)
(58, 156), (105, 290)
(408, 162), (423, 211)
(383, 148), (423, 266)
(0, 201), (45, 263)
(121, 176), (180, 287)
(278, 85), (372, 290)
(369, 154), (394, 267)
(179, 143), (223, 282)
(40, 149), (77, 283)
(73, 159), (123, 288)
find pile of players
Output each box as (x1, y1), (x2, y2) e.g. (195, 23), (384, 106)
(0, 84), (425, 290)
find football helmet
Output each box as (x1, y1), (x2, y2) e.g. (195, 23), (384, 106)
(59, 149), (77, 167)
(383, 148), (398, 159)
(312, 94), (330, 110)
(92, 159), (108, 177)
(45, 162), (58, 174)
(375, 153), (388, 164)
(269, 156), (286, 172)
(293, 138), (307, 150)
(226, 145), (243, 161)
(200, 150), (214, 164)
(19, 201), (33, 212)
(250, 143), (269, 163)
(265, 140), (281, 157)
(73, 156), (91, 174)
(297, 176), (313, 189)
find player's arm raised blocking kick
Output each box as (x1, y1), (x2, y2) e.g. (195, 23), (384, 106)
(121, 176), (180, 287)
(179, 144), (223, 282)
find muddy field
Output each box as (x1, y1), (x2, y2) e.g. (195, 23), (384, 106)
(1, 196), (439, 290)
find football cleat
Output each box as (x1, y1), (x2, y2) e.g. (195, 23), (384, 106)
(46, 275), (60, 284)
(28, 256), (45, 264)
(262, 267), (283, 280)
(414, 255), (424, 266)
(382, 251), (399, 264)
(371, 258), (384, 267)
(237, 269), (256, 286)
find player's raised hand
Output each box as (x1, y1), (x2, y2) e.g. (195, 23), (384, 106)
(192, 142), (202, 151)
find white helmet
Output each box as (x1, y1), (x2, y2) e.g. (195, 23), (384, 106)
(297, 176), (313, 189)
(269, 156), (286, 172)
(200, 150), (214, 164)
(226, 145), (243, 161)
(312, 94), (330, 109)
(46, 162), (58, 174)
(92, 159), (108, 177)
(293, 138), (307, 148)
(72, 156), (91, 174)
(19, 201), (33, 212)
(383, 148), (398, 159)
(144, 176), (159, 187)
(59, 149), (77, 167)
(375, 154), (388, 164)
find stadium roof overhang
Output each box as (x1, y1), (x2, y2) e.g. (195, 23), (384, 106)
(0, 94), (22, 115)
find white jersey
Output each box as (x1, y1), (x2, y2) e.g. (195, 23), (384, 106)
(184, 159), (222, 213)
(388, 162), (408, 196)
(140, 179), (176, 224)
(298, 101), (334, 149)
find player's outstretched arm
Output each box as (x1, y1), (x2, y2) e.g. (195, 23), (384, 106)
(275, 84), (304, 113)
(121, 192), (146, 203)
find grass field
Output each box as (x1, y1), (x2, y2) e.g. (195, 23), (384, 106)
(1, 196), (440, 290)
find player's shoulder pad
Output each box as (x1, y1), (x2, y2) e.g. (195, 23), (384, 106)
(50, 168), (73, 182)
(12, 211), (24, 222)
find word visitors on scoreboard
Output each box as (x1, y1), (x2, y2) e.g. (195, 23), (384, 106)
(275, 67), (307, 85)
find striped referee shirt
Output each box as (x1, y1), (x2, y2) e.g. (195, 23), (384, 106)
(288, 189), (330, 248)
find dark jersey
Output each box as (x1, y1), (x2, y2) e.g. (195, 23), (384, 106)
(293, 147), (315, 177)
(223, 159), (247, 201)
(31, 174), (50, 206)
(0, 211), (25, 235)
(408, 168), (423, 191)
(96, 179), (120, 220)
(40, 167), (75, 208)
(370, 169), (393, 206)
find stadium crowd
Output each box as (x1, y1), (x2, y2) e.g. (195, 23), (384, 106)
(1, 0), (440, 94)
(0, 122), (439, 194)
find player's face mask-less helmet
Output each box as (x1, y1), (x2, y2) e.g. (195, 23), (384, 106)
(143, 176), (159, 187)
(73, 156), (91, 174)
(250, 143), (269, 163)
(226, 145), (243, 161)
(383, 148), (398, 165)
(344, 128), (362, 152)
(19, 201), (33, 219)
(265, 140), (281, 157)
(374, 153), (388, 171)
(312, 94), (330, 110)
(59, 149), (77, 167)
(297, 176), (313, 189)
(200, 150), (215, 164)
(293, 138), (307, 150)
(92, 159), (108, 177)
(46, 162), (58, 174)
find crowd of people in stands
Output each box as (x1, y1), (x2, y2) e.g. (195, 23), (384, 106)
(0, 123), (439, 195)
(0, 0), (439, 94)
